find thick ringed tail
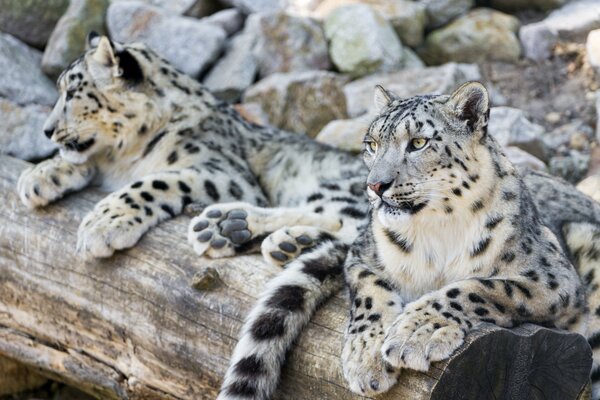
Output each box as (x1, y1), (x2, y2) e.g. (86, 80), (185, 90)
(217, 240), (348, 400)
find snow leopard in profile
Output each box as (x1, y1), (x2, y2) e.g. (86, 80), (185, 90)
(219, 83), (600, 400)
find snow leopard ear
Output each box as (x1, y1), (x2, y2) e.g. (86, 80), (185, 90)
(91, 36), (117, 67)
(447, 81), (490, 134)
(374, 85), (397, 113)
(86, 31), (100, 50)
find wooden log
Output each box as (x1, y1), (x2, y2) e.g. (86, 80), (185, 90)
(0, 154), (593, 400)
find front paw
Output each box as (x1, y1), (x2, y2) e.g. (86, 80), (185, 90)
(342, 328), (398, 396)
(17, 166), (64, 208)
(381, 307), (465, 372)
(77, 203), (149, 259)
(261, 226), (322, 266)
(188, 204), (255, 258)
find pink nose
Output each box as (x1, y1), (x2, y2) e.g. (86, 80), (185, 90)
(368, 181), (392, 197)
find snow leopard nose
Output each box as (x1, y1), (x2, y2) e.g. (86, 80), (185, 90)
(368, 180), (393, 197)
(44, 126), (55, 139)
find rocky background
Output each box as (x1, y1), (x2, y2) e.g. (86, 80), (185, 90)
(2, 0), (600, 397)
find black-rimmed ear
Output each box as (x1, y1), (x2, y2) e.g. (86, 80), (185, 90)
(447, 82), (489, 133)
(374, 85), (397, 113)
(92, 36), (117, 67)
(86, 31), (100, 50)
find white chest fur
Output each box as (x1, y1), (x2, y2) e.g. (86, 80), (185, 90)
(373, 208), (498, 303)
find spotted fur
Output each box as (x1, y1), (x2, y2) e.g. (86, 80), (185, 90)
(17, 35), (366, 260)
(225, 83), (600, 400)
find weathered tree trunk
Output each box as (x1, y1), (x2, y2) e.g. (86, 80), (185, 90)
(0, 155), (593, 399)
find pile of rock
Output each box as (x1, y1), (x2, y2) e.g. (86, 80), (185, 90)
(0, 0), (600, 182)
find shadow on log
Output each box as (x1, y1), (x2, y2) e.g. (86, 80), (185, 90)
(0, 155), (593, 399)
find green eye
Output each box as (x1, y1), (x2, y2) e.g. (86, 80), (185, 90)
(410, 138), (428, 151)
(365, 141), (378, 153)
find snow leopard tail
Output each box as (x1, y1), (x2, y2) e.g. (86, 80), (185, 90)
(217, 239), (348, 400)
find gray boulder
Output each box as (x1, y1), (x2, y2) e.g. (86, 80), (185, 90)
(488, 107), (548, 161)
(42, 0), (110, 79)
(490, 0), (568, 11)
(344, 63), (482, 118)
(312, 0), (426, 48)
(520, 0), (600, 61)
(107, 1), (226, 77)
(219, 0), (287, 14)
(110, 0), (222, 16)
(0, 0), (69, 48)
(420, 8), (521, 65)
(247, 12), (330, 78)
(549, 150), (590, 183)
(0, 33), (57, 106)
(203, 32), (257, 102)
(202, 8), (245, 36)
(315, 115), (371, 152)
(504, 146), (547, 171)
(243, 70), (348, 138)
(0, 99), (56, 161)
(324, 4), (403, 78)
(416, 0), (474, 29)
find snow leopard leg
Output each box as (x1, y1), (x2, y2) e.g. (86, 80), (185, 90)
(217, 240), (348, 400)
(565, 222), (600, 399)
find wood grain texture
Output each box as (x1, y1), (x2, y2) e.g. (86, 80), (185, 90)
(0, 155), (592, 400)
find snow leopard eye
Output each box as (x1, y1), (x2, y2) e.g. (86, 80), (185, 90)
(364, 141), (378, 154)
(408, 138), (428, 152)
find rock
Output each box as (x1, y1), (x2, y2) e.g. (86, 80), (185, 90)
(0, 33), (57, 106)
(420, 8), (521, 65)
(0, 355), (48, 396)
(488, 107), (548, 161)
(110, 0), (222, 16)
(577, 174), (600, 202)
(219, 0), (287, 14)
(504, 146), (547, 171)
(42, 0), (110, 79)
(324, 4), (403, 78)
(233, 103), (270, 126)
(589, 30), (600, 74)
(344, 63), (482, 118)
(520, 0), (600, 61)
(0, 0), (69, 48)
(313, 0), (426, 48)
(416, 0), (474, 29)
(545, 111), (562, 124)
(247, 12), (330, 78)
(191, 266), (221, 291)
(107, 1), (226, 77)
(544, 120), (595, 154)
(489, 0), (568, 11)
(201, 8), (244, 36)
(203, 32), (257, 102)
(0, 99), (56, 161)
(402, 47), (425, 68)
(315, 115), (371, 152)
(549, 150), (591, 183)
(243, 70), (348, 137)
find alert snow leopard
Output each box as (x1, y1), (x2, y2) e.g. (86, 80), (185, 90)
(17, 34), (366, 260)
(219, 83), (600, 400)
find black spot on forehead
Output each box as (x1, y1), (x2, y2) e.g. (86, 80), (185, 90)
(370, 94), (440, 139)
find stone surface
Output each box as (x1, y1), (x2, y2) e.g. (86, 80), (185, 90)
(324, 4), (403, 78)
(549, 150), (591, 183)
(490, 0), (568, 11)
(520, 0), (600, 61)
(0, 0), (69, 48)
(243, 70), (348, 137)
(420, 8), (521, 65)
(488, 107), (548, 161)
(588, 30), (600, 74)
(315, 115), (371, 152)
(247, 11), (330, 78)
(42, 0), (110, 79)
(544, 120), (595, 154)
(203, 32), (257, 102)
(0, 99), (56, 161)
(313, 0), (426, 48)
(110, 0), (222, 15)
(416, 0), (474, 29)
(202, 8), (245, 36)
(0, 355), (48, 396)
(234, 103), (270, 126)
(107, 1), (226, 77)
(0, 33), (57, 106)
(504, 146), (547, 171)
(344, 63), (482, 118)
(219, 0), (287, 14)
